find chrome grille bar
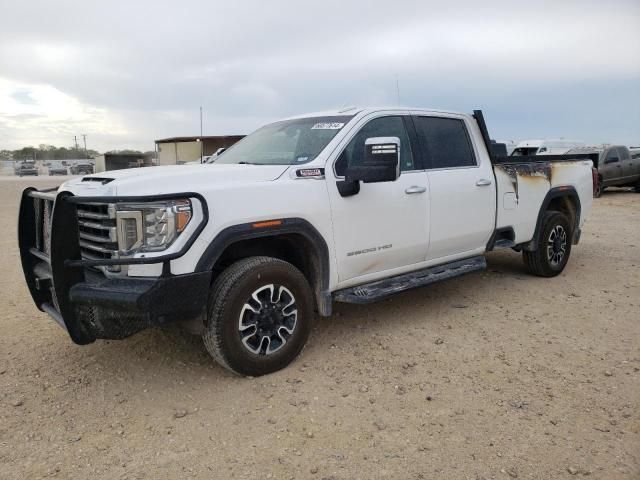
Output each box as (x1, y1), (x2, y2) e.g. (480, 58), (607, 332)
(76, 202), (118, 265)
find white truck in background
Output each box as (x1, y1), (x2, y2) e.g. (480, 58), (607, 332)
(511, 139), (584, 156)
(19, 108), (595, 375)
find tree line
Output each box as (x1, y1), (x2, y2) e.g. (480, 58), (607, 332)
(0, 145), (157, 161)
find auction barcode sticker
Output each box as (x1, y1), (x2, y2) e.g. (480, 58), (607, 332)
(311, 122), (344, 130)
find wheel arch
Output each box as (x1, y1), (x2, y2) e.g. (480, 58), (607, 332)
(195, 218), (332, 316)
(522, 186), (581, 251)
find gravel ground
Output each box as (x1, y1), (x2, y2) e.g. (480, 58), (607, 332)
(0, 177), (638, 480)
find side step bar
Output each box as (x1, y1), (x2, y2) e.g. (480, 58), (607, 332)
(333, 256), (486, 304)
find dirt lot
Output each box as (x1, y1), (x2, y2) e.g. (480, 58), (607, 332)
(0, 176), (638, 480)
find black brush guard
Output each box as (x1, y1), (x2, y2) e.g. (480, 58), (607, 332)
(18, 188), (211, 344)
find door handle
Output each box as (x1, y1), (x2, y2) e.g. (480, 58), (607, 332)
(476, 178), (492, 186)
(405, 186), (426, 194)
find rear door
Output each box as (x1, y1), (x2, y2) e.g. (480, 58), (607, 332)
(412, 114), (496, 261)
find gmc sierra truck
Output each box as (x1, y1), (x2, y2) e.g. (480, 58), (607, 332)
(18, 108), (595, 376)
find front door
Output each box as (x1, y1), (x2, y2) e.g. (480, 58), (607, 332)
(326, 114), (429, 284)
(602, 147), (624, 185)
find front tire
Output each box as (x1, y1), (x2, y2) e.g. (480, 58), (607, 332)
(202, 256), (314, 376)
(523, 211), (572, 277)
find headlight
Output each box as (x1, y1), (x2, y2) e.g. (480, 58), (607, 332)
(115, 199), (192, 254)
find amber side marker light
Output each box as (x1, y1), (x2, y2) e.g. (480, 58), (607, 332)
(252, 219), (283, 229)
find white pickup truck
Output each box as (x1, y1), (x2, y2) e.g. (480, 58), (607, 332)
(19, 108), (595, 375)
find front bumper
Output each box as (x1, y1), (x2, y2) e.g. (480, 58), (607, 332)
(18, 187), (210, 344)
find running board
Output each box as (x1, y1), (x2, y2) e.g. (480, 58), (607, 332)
(333, 256), (486, 304)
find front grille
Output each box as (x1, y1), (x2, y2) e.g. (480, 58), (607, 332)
(76, 203), (118, 263)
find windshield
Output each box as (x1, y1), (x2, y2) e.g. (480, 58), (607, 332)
(212, 115), (353, 165)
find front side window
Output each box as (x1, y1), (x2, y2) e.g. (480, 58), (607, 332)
(335, 116), (414, 176)
(413, 116), (476, 169)
(605, 149), (619, 162)
(617, 147), (630, 161)
(214, 115), (353, 166)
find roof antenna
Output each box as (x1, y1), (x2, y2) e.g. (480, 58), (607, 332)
(395, 74), (401, 105)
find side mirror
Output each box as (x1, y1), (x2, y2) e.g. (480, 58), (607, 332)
(346, 137), (401, 183)
(605, 156), (619, 164)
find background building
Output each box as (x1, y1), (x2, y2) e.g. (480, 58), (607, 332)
(95, 152), (153, 172)
(155, 135), (244, 165)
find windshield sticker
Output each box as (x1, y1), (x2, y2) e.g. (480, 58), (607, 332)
(311, 122), (344, 130)
(296, 156), (309, 162)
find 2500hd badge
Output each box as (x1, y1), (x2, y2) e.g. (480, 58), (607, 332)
(347, 244), (393, 257)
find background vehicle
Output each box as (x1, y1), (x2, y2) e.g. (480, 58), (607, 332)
(69, 163), (94, 175)
(48, 163), (68, 176)
(18, 108), (595, 376)
(567, 145), (640, 197)
(511, 139), (583, 156)
(16, 161), (38, 176)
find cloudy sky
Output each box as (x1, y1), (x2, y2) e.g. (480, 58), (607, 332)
(0, 0), (638, 152)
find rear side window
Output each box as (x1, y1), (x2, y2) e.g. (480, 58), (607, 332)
(413, 116), (476, 169)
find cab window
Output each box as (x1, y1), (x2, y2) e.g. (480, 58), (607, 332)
(335, 116), (414, 176)
(617, 147), (630, 161)
(605, 149), (619, 162)
(413, 116), (476, 169)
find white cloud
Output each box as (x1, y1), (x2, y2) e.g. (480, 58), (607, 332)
(0, 78), (128, 149)
(0, 0), (638, 150)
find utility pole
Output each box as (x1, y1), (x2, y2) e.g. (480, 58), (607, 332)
(200, 106), (204, 163)
(82, 134), (88, 158)
(73, 135), (78, 150)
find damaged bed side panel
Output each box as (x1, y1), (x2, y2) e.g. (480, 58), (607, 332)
(493, 159), (593, 245)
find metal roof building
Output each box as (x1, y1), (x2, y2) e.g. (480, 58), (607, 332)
(155, 135), (244, 165)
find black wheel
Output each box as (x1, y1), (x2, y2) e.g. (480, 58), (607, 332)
(202, 256), (314, 376)
(634, 179), (640, 193)
(523, 211), (572, 277)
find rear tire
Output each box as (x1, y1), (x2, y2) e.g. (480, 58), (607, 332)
(202, 256), (314, 376)
(523, 211), (572, 277)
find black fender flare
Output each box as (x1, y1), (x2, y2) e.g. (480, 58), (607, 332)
(523, 186), (582, 251)
(195, 218), (332, 316)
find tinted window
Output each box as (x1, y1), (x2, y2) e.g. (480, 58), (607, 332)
(413, 116), (476, 168)
(335, 116), (414, 176)
(617, 147), (630, 161)
(605, 149), (619, 162)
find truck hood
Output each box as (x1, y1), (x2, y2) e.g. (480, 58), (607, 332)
(60, 164), (289, 196)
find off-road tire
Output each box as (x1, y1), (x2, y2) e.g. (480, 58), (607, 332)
(202, 256), (314, 376)
(523, 211), (572, 277)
